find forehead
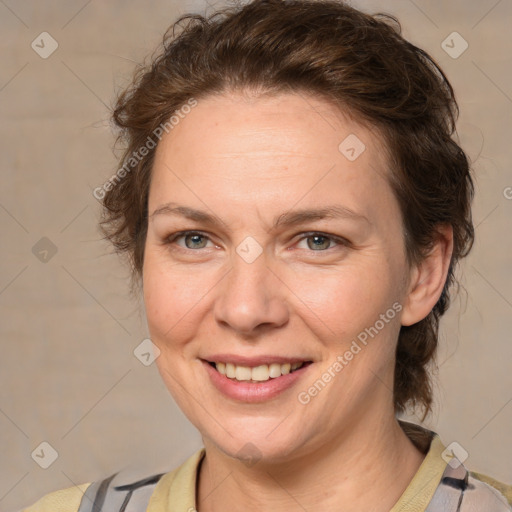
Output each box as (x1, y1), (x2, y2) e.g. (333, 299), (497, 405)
(155, 91), (389, 164)
(149, 92), (397, 226)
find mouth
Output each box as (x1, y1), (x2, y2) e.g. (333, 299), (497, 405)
(208, 360), (311, 382)
(202, 358), (313, 402)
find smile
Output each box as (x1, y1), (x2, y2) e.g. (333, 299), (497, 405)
(203, 358), (312, 402)
(211, 361), (307, 382)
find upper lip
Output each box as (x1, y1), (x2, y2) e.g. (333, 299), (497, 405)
(203, 354), (312, 366)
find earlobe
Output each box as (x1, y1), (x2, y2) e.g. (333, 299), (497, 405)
(400, 225), (454, 327)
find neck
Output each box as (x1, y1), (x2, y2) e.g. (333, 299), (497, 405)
(197, 414), (426, 512)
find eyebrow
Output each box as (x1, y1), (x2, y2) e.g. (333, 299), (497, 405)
(150, 202), (369, 230)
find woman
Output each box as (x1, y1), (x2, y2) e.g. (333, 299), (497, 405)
(23, 0), (511, 510)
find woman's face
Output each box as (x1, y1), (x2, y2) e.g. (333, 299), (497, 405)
(143, 92), (413, 463)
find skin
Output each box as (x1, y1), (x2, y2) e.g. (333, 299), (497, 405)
(143, 91), (453, 511)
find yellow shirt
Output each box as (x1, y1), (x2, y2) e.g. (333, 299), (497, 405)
(22, 425), (512, 511)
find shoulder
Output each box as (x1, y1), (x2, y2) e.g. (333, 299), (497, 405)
(21, 483), (91, 512)
(469, 471), (512, 508)
(20, 449), (205, 512)
(21, 472), (165, 512)
(429, 461), (512, 510)
(398, 421), (512, 510)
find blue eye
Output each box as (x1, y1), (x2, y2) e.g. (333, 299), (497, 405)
(304, 234), (335, 251)
(165, 231), (347, 253)
(170, 232), (213, 250)
(296, 232), (345, 251)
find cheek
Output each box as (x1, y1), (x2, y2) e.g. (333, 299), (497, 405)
(288, 260), (399, 342)
(142, 253), (209, 350)
(143, 258), (203, 405)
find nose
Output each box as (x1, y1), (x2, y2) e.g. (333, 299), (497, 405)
(213, 252), (289, 336)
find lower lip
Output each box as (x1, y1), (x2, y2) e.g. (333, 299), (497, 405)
(202, 361), (311, 403)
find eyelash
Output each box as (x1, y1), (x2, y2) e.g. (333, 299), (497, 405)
(164, 230), (349, 253)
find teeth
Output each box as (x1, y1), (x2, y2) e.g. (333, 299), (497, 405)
(214, 361), (304, 381)
(235, 365), (252, 381)
(251, 365), (270, 381)
(268, 363), (282, 378)
(226, 363), (236, 378)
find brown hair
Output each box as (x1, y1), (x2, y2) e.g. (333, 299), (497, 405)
(101, 0), (474, 417)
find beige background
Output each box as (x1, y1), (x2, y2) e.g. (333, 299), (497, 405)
(1, 0), (511, 510)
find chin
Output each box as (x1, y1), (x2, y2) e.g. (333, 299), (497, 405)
(201, 413), (313, 466)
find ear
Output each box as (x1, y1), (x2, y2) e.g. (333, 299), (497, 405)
(401, 224), (454, 327)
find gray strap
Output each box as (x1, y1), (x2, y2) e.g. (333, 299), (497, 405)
(425, 462), (511, 511)
(77, 473), (164, 512)
(425, 463), (467, 511)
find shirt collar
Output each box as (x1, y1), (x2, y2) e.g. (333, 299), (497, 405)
(147, 422), (447, 512)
